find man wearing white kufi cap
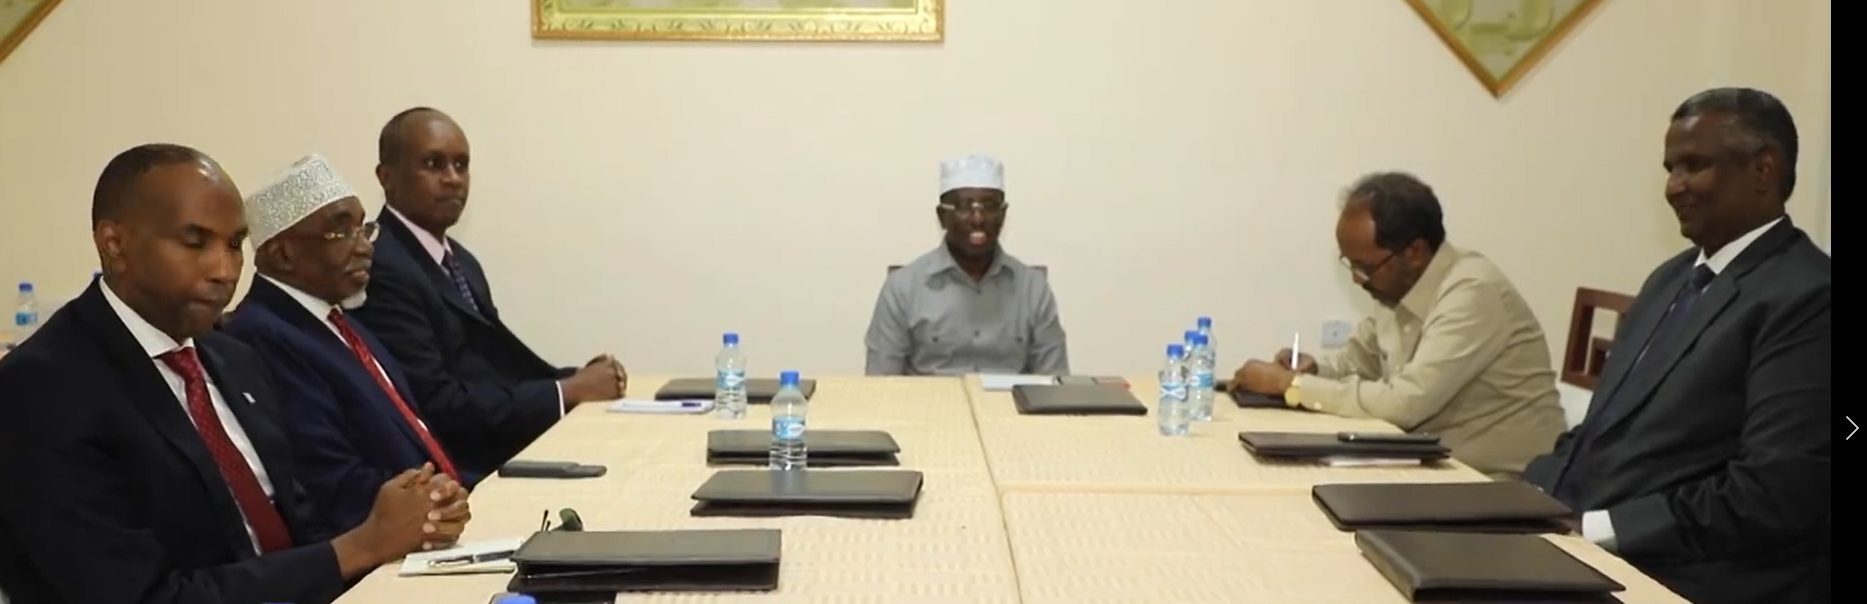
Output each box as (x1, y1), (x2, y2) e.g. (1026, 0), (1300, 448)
(223, 154), (473, 537)
(864, 154), (1070, 376)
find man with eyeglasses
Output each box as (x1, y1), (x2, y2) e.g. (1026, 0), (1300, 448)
(1229, 172), (1565, 480)
(224, 154), (474, 535)
(864, 154), (1069, 376)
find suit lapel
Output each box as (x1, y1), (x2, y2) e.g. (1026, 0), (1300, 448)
(379, 209), (492, 326)
(1578, 268), (1674, 428)
(248, 279), (431, 453)
(1589, 220), (1803, 436)
(70, 286), (247, 551)
(196, 340), (292, 491)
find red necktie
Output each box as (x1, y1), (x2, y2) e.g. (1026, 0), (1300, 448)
(157, 347), (295, 554)
(328, 309), (461, 482)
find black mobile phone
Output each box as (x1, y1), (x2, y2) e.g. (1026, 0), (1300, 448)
(1337, 431), (1440, 445)
(498, 460), (608, 478)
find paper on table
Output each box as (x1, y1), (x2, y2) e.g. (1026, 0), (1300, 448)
(398, 537), (527, 576)
(1320, 456), (1425, 467)
(980, 374), (1058, 391)
(607, 398), (714, 414)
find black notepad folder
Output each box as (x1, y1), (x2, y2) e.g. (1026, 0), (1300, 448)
(1312, 481), (1576, 533)
(1355, 529), (1625, 602)
(690, 469), (924, 519)
(505, 529), (782, 594)
(655, 378), (817, 402)
(706, 430), (901, 467)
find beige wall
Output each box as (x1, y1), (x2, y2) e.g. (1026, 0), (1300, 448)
(0, 1), (1830, 377)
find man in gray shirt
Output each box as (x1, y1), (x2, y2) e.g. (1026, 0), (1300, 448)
(864, 154), (1070, 376)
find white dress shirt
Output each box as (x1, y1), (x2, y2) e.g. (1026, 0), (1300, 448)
(385, 207), (566, 414)
(100, 281), (275, 555)
(1581, 216), (1784, 551)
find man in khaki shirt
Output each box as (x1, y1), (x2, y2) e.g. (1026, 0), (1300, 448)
(1231, 172), (1566, 479)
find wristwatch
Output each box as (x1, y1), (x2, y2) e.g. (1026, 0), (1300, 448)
(1283, 375), (1303, 408)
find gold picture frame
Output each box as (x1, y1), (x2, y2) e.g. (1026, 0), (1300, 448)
(1404, 0), (1604, 97)
(533, 0), (943, 43)
(0, 0), (59, 66)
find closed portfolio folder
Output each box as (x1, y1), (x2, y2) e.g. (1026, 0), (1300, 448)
(655, 378), (817, 402)
(505, 529), (781, 594)
(690, 469), (924, 519)
(1312, 481), (1575, 533)
(1011, 384), (1147, 415)
(706, 430), (901, 467)
(1238, 431), (1450, 461)
(1355, 529), (1624, 602)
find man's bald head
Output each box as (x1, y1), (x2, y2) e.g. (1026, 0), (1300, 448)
(378, 106), (451, 165)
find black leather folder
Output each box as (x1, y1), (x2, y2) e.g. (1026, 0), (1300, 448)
(1010, 384), (1147, 415)
(1213, 379), (1291, 408)
(1312, 482), (1575, 533)
(655, 378), (817, 402)
(706, 430), (902, 467)
(1237, 431), (1450, 461)
(504, 529), (782, 594)
(690, 469), (924, 519)
(1355, 529), (1625, 602)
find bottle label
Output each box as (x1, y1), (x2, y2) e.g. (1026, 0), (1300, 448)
(772, 416), (805, 440)
(716, 369), (745, 390)
(1194, 371), (1214, 391)
(1159, 381), (1187, 402)
(13, 311), (34, 328)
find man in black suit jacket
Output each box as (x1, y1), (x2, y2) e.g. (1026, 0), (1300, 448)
(1525, 88), (1830, 604)
(352, 107), (626, 479)
(0, 144), (463, 604)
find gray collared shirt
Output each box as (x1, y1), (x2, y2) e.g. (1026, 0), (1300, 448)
(864, 246), (1069, 376)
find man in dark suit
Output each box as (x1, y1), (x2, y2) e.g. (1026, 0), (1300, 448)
(1525, 87), (1830, 604)
(352, 107), (626, 479)
(0, 144), (467, 603)
(225, 154), (475, 532)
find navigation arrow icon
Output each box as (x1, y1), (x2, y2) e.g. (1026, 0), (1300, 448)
(1849, 417), (1859, 441)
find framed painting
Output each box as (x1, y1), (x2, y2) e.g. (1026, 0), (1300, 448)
(1405, 0), (1604, 97)
(533, 0), (943, 42)
(0, 0), (58, 66)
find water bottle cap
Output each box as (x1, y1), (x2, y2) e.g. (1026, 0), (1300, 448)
(1192, 333), (1208, 346)
(17, 282), (30, 293)
(779, 370), (800, 386)
(723, 332), (739, 345)
(495, 596), (538, 604)
(1167, 343), (1185, 358)
(1183, 330), (1197, 343)
(1197, 316), (1212, 328)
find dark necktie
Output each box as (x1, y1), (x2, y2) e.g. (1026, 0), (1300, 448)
(328, 309), (461, 482)
(157, 347), (295, 554)
(1553, 264), (1716, 505)
(441, 249), (482, 314)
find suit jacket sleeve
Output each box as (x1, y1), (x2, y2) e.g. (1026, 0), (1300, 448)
(242, 334), (398, 533)
(1609, 282), (1832, 559)
(358, 263), (561, 446)
(0, 357), (345, 604)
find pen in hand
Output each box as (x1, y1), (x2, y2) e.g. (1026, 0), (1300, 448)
(1290, 333), (1301, 371)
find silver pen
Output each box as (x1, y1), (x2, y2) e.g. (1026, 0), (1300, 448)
(427, 548), (516, 567)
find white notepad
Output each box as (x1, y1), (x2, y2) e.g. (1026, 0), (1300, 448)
(398, 537), (527, 576)
(607, 398), (714, 414)
(979, 374), (1058, 392)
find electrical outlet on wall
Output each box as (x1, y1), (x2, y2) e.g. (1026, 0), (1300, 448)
(1320, 319), (1353, 349)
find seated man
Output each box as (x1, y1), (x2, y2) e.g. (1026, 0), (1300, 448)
(225, 154), (473, 532)
(1524, 87), (1829, 604)
(864, 154), (1068, 376)
(352, 107), (624, 479)
(0, 144), (465, 604)
(1231, 172), (1566, 480)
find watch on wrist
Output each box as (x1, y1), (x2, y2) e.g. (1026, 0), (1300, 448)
(1284, 375), (1302, 407)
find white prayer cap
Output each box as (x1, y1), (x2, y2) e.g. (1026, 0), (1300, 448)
(939, 153), (1005, 195)
(245, 154), (359, 247)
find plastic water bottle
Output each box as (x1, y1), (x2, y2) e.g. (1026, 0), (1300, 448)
(1196, 316), (1218, 368)
(768, 370), (808, 470)
(1186, 333), (1215, 421)
(713, 332), (747, 419)
(1158, 344), (1190, 436)
(9, 282), (38, 350)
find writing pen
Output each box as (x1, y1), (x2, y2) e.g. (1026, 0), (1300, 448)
(1291, 333), (1301, 370)
(427, 549), (517, 567)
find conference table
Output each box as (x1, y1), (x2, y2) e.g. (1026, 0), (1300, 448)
(335, 376), (1685, 603)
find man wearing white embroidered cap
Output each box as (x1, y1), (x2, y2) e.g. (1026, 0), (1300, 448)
(224, 154), (473, 538)
(864, 154), (1070, 376)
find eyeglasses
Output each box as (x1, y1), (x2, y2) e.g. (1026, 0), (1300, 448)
(316, 221), (380, 244)
(1339, 251), (1396, 281)
(939, 201), (1009, 218)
